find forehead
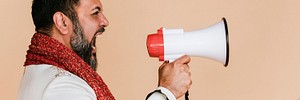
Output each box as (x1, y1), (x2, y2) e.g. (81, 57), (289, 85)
(76, 0), (102, 11)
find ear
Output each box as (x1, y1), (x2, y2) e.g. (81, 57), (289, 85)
(53, 12), (69, 35)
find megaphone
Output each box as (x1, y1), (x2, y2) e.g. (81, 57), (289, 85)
(146, 18), (229, 66)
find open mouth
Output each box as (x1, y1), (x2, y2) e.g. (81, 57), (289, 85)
(91, 36), (97, 54)
(91, 27), (105, 55)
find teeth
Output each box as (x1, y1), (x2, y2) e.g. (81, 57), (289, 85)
(95, 32), (103, 38)
(96, 35), (101, 38)
(91, 46), (96, 53)
(92, 46), (96, 50)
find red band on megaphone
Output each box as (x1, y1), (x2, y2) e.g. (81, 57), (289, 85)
(146, 28), (164, 61)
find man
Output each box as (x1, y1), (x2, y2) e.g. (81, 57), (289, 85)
(18, 0), (192, 100)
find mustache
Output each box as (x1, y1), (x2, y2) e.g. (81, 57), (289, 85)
(97, 27), (105, 33)
(92, 27), (105, 46)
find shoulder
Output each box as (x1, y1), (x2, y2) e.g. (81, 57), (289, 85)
(18, 64), (96, 100)
(43, 69), (97, 100)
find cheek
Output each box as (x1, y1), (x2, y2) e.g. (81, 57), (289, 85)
(78, 14), (101, 42)
(82, 22), (98, 42)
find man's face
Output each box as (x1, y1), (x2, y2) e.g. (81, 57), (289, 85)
(70, 0), (109, 70)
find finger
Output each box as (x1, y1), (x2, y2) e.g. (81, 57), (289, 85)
(181, 64), (190, 72)
(161, 61), (169, 66)
(175, 55), (191, 64)
(185, 64), (190, 71)
(186, 72), (192, 89)
(159, 61), (169, 70)
(187, 79), (192, 89)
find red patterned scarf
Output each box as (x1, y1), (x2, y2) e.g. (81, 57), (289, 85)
(24, 33), (115, 100)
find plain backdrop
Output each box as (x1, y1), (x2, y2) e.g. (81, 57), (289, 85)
(1, 0), (300, 100)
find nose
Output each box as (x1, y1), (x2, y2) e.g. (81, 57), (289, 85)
(99, 13), (109, 27)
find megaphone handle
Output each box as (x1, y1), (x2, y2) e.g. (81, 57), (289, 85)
(185, 91), (189, 100)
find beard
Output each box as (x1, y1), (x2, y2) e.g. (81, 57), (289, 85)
(70, 18), (104, 71)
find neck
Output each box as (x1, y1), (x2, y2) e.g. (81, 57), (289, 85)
(51, 29), (73, 49)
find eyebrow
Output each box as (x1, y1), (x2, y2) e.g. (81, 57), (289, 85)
(93, 6), (102, 12)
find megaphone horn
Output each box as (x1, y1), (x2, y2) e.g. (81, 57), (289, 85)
(146, 18), (229, 67)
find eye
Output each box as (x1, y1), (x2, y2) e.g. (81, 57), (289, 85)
(92, 11), (99, 15)
(91, 7), (102, 16)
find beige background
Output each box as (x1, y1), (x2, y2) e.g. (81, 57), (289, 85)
(1, 0), (300, 100)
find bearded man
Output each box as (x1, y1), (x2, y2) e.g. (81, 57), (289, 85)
(18, 0), (192, 100)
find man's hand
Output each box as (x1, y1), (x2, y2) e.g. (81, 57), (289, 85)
(158, 55), (192, 99)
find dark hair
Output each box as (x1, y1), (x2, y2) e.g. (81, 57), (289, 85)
(31, 0), (80, 35)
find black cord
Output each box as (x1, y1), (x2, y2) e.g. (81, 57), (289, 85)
(185, 91), (189, 100)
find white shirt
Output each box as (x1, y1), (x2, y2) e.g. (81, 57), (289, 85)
(18, 64), (175, 100)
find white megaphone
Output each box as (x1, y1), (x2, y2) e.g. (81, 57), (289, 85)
(146, 18), (229, 66)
